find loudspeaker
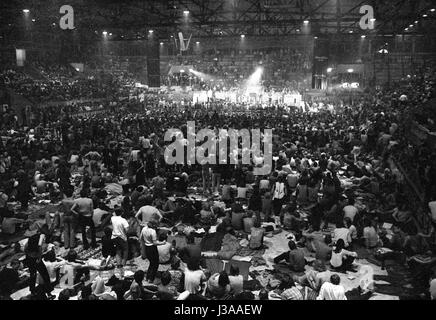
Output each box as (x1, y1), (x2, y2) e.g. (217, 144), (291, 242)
(147, 38), (161, 88)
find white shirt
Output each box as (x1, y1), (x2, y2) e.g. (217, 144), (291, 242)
(140, 225), (157, 246)
(111, 215), (129, 241)
(317, 282), (347, 300)
(343, 205), (358, 222)
(330, 249), (356, 268)
(184, 269), (206, 294)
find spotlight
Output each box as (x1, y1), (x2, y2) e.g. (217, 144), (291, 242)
(189, 69), (194, 72)
(180, 69), (185, 73)
(303, 20), (309, 24)
(149, 30), (154, 34)
(160, 42), (164, 45)
(32, 19), (36, 22)
(423, 14), (428, 17)
(241, 34), (245, 38)
(314, 36), (318, 39)
(196, 41), (200, 44)
(296, 29), (300, 32)
(370, 18), (376, 22)
(347, 68), (354, 73)
(431, 9), (435, 12)
(23, 9), (30, 13)
(183, 10), (190, 15)
(109, 33), (113, 36)
(409, 24), (413, 27)
(327, 68), (333, 73)
(102, 31), (108, 36)
(361, 35), (366, 38)
(415, 21), (418, 24)
(349, 30), (354, 33)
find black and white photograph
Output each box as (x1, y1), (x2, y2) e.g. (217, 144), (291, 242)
(0, 0), (435, 309)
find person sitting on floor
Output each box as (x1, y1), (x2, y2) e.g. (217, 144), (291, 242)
(363, 218), (380, 249)
(249, 218), (265, 250)
(294, 260), (330, 292)
(330, 239), (358, 272)
(273, 240), (306, 272)
(207, 271), (231, 299)
(317, 274), (347, 300)
(228, 264), (244, 295)
(273, 278), (303, 300)
(157, 271), (178, 300)
(178, 232), (201, 266)
(168, 258), (184, 293)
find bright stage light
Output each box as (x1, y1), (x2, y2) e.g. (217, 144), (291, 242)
(102, 31), (108, 36)
(327, 67), (333, 73)
(347, 68), (354, 73)
(244, 67), (264, 93)
(183, 10), (190, 15)
(241, 34), (245, 38)
(303, 20), (309, 24)
(196, 41), (200, 44)
(23, 9), (30, 13)
(149, 30), (154, 34)
(180, 69), (185, 73)
(189, 69), (194, 72)
(361, 35), (366, 39)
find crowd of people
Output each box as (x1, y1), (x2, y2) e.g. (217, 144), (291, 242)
(0, 57), (436, 301)
(163, 48), (312, 91)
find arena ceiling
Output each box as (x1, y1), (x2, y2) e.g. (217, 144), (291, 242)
(1, 0), (436, 41)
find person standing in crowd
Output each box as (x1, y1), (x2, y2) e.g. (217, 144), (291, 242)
(140, 221), (165, 283)
(60, 188), (76, 249)
(271, 175), (287, 218)
(111, 208), (129, 267)
(16, 170), (34, 210)
(71, 189), (96, 249)
(24, 228), (55, 300)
